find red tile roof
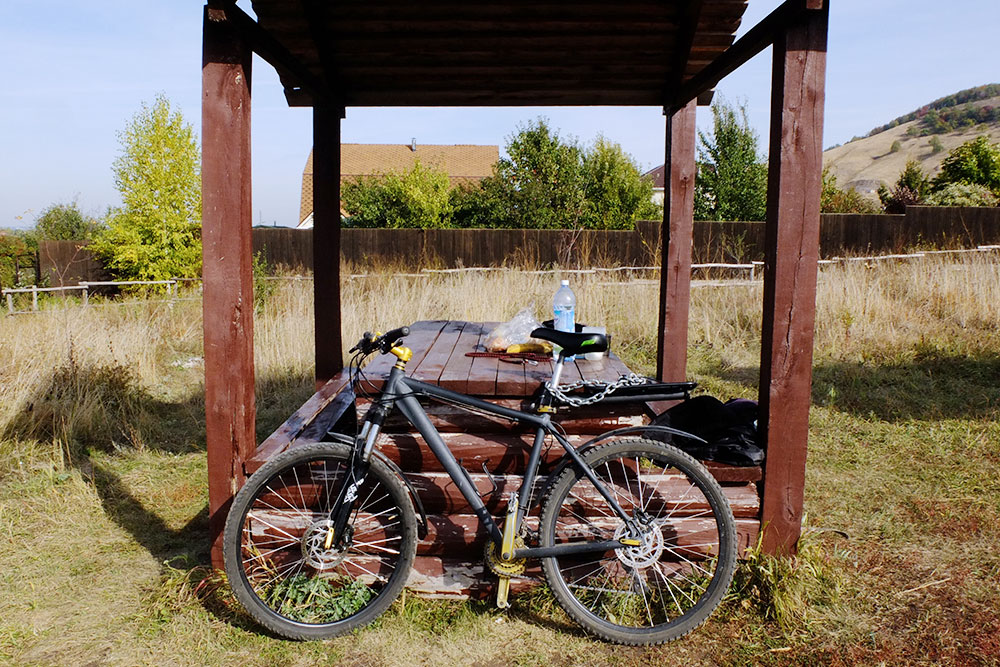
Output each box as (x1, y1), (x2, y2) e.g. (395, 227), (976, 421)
(300, 143), (498, 222)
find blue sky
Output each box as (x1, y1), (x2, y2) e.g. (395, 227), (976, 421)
(3, 1), (997, 229)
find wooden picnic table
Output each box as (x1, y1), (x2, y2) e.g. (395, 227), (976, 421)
(357, 319), (637, 396)
(247, 320), (762, 598)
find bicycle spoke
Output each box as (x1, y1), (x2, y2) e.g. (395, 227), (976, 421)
(226, 445), (416, 636)
(540, 440), (736, 641)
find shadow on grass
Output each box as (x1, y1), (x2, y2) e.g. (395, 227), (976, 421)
(810, 351), (1000, 421)
(3, 362), (317, 625)
(699, 349), (1000, 422)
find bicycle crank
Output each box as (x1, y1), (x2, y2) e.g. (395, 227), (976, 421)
(485, 493), (527, 609)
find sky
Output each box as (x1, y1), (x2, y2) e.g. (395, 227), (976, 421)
(3, 1), (998, 229)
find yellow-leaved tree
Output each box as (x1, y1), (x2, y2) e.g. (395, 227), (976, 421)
(91, 95), (201, 281)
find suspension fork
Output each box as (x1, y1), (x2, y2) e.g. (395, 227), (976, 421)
(323, 368), (399, 549)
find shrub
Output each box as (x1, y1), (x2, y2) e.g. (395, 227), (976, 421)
(34, 202), (103, 241)
(341, 161), (453, 228)
(932, 135), (1000, 194)
(925, 182), (999, 207)
(890, 140), (902, 153)
(0, 232), (31, 288)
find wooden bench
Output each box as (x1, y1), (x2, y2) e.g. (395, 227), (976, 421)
(247, 320), (762, 598)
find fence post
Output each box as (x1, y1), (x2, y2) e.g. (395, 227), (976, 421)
(83, 285), (89, 306)
(6, 292), (12, 315)
(31, 286), (38, 312)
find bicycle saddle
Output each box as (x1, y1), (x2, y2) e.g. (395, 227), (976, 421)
(531, 326), (608, 357)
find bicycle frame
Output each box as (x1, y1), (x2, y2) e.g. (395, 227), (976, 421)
(349, 362), (641, 560)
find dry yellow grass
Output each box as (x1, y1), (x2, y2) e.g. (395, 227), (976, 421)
(1, 251), (998, 665)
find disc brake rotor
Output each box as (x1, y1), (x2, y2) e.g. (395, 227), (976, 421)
(301, 519), (350, 570)
(613, 523), (664, 569)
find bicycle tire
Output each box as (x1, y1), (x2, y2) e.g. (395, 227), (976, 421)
(223, 442), (416, 640)
(539, 438), (737, 645)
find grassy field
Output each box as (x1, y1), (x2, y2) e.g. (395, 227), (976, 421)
(1, 254), (999, 666)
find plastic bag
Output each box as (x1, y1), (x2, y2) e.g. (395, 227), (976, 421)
(484, 306), (542, 352)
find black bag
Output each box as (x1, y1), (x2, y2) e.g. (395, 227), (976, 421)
(649, 396), (764, 467)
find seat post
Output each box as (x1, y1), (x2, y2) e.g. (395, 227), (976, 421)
(550, 353), (567, 386)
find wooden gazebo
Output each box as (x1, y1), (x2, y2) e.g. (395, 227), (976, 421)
(202, 0), (829, 568)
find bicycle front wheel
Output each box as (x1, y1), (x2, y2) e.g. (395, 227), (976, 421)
(539, 438), (737, 645)
(223, 442), (416, 640)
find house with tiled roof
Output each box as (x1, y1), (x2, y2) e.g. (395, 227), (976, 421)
(643, 164), (666, 207)
(297, 141), (498, 228)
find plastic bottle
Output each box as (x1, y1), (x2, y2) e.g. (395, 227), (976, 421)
(553, 279), (576, 360)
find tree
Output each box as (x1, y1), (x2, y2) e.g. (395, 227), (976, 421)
(929, 136), (944, 155)
(476, 119), (586, 229)
(580, 137), (660, 229)
(341, 161), (452, 228)
(344, 120), (659, 230)
(694, 98), (768, 221)
(932, 135), (1000, 194)
(90, 96), (201, 281)
(878, 159), (929, 213)
(34, 202), (102, 240)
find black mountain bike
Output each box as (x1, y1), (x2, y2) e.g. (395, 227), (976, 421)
(224, 326), (737, 645)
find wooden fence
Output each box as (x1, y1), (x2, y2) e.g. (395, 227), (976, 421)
(37, 206), (1000, 280)
(37, 240), (112, 287)
(257, 207), (1000, 270)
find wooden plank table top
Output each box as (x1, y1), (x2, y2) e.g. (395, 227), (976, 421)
(363, 320), (640, 397)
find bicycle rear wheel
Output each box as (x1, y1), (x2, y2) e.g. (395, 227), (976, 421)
(539, 438), (736, 645)
(223, 442), (416, 640)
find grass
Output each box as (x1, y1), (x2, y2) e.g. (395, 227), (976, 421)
(1, 253), (999, 665)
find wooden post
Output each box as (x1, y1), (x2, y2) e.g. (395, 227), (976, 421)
(202, 4), (255, 568)
(31, 286), (38, 312)
(657, 100), (697, 382)
(312, 105), (345, 387)
(758, 3), (828, 555)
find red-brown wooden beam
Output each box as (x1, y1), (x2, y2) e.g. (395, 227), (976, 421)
(657, 100), (697, 382)
(312, 105), (345, 386)
(758, 2), (828, 555)
(202, 4), (255, 568)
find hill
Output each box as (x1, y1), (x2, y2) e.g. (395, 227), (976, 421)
(824, 86), (1000, 194)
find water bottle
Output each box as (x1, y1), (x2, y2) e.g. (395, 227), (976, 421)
(553, 279), (576, 360)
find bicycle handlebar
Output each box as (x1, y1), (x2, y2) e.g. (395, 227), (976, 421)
(349, 326), (410, 356)
(378, 326), (410, 353)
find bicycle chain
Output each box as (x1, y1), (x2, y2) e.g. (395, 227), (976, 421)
(545, 372), (653, 408)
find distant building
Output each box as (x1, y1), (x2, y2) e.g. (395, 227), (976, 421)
(844, 179), (882, 195)
(297, 141), (498, 228)
(643, 164), (666, 207)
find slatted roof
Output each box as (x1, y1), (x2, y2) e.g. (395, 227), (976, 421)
(246, 0), (749, 107)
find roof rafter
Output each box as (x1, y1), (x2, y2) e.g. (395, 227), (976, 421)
(668, 0), (826, 113)
(663, 0), (705, 102)
(212, 1), (335, 106)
